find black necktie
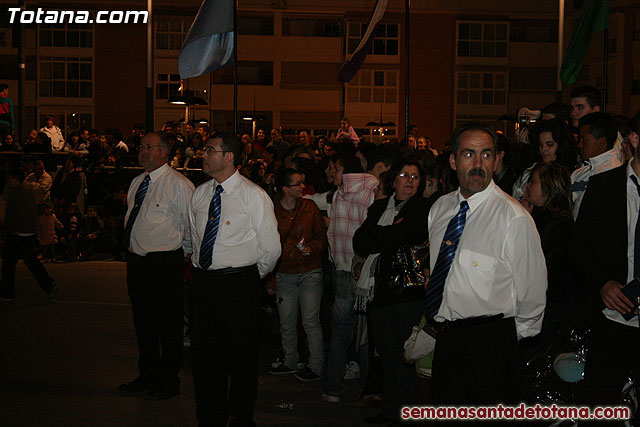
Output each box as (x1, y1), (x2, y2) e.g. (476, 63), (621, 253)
(631, 175), (640, 278)
(122, 174), (150, 251)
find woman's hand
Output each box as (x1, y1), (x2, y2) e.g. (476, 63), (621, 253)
(423, 268), (430, 290)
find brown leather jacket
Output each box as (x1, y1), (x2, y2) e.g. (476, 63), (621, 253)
(274, 195), (327, 274)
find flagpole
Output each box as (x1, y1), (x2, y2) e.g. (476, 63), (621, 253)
(404, 0), (410, 138)
(602, 27), (608, 112)
(233, 0), (238, 134)
(146, 0), (154, 132)
(557, 0), (564, 94)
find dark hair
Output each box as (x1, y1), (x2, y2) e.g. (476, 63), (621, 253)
(275, 167), (301, 191)
(36, 132), (51, 145)
(384, 160), (424, 198)
(334, 154), (363, 174)
(530, 162), (573, 214)
(541, 102), (571, 124)
(578, 112), (617, 149)
(451, 123), (497, 155)
(0, 83), (8, 92)
(529, 119), (577, 171)
(356, 141), (376, 171)
(7, 167), (25, 182)
(208, 132), (243, 167)
(570, 85), (601, 108)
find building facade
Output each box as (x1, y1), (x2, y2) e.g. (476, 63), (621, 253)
(0, 0), (637, 148)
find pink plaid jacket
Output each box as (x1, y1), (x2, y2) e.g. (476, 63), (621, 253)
(327, 173), (379, 271)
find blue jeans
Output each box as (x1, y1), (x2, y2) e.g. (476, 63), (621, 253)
(275, 268), (324, 375)
(323, 269), (359, 396)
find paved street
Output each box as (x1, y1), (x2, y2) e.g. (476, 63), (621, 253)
(0, 260), (377, 426)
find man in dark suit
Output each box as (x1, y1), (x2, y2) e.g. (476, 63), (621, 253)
(572, 112), (640, 421)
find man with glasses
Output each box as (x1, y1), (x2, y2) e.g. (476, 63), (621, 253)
(188, 132), (280, 427)
(119, 132), (194, 401)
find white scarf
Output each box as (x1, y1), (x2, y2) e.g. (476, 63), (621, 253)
(354, 196), (399, 311)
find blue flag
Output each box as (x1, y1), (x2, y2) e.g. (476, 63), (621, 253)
(178, 0), (234, 80)
(338, 0), (389, 83)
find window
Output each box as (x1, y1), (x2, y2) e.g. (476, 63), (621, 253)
(156, 18), (191, 50)
(40, 23), (93, 47)
(238, 13), (274, 35)
(211, 61), (273, 85)
(455, 115), (506, 133)
(510, 20), (557, 42)
(347, 23), (398, 55)
(281, 62), (341, 88)
(282, 16), (343, 37)
(457, 22), (508, 58)
(39, 57), (92, 98)
(456, 71), (506, 105)
(347, 69), (397, 103)
(156, 73), (181, 100)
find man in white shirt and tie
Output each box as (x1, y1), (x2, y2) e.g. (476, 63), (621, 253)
(427, 123), (547, 406)
(119, 132), (194, 400)
(188, 132), (281, 427)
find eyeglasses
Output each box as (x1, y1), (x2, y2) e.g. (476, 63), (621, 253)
(139, 144), (162, 151)
(398, 172), (420, 181)
(285, 182), (304, 187)
(204, 146), (228, 155)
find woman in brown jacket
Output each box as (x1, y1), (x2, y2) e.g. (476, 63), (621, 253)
(269, 168), (328, 382)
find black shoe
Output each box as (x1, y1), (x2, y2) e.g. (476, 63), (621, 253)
(365, 412), (393, 425)
(145, 379), (180, 400)
(268, 363), (297, 375)
(118, 377), (157, 396)
(294, 367), (321, 382)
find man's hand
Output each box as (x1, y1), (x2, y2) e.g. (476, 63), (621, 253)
(601, 280), (635, 315)
(265, 274), (276, 295)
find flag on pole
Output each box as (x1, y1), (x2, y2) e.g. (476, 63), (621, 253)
(178, 0), (234, 80)
(338, 0), (389, 83)
(560, 0), (609, 88)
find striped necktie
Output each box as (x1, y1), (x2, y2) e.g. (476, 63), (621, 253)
(631, 175), (640, 278)
(199, 185), (224, 270)
(122, 174), (150, 250)
(425, 200), (469, 319)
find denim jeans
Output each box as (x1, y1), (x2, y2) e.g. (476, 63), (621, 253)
(275, 268), (324, 375)
(323, 269), (359, 397)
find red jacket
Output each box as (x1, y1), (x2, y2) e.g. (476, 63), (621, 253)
(274, 195), (327, 274)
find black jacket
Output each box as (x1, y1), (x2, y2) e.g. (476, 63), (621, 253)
(353, 195), (430, 307)
(571, 163), (629, 311)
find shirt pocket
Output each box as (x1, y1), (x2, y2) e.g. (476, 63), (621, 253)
(457, 248), (497, 300)
(146, 197), (171, 224)
(218, 212), (249, 241)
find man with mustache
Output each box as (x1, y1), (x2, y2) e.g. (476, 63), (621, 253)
(119, 132), (195, 400)
(427, 123), (547, 407)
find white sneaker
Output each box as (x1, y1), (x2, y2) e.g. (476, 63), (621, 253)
(343, 361), (360, 380)
(320, 392), (340, 403)
(271, 357), (284, 369)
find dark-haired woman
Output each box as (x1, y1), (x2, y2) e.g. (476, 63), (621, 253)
(512, 119), (578, 200)
(269, 168), (328, 381)
(520, 162), (574, 362)
(352, 160), (429, 424)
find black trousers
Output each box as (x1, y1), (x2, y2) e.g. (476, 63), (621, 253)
(126, 248), (184, 384)
(190, 265), (261, 427)
(1, 233), (54, 298)
(432, 316), (520, 406)
(370, 300), (424, 421)
(579, 313), (638, 426)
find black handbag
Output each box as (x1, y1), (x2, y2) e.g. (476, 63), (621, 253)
(388, 240), (430, 294)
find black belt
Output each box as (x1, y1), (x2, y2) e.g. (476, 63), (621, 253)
(194, 264), (257, 276)
(429, 314), (504, 335)
(126, 248), (183, 260)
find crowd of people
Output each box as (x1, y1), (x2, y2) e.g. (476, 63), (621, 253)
(1, 84), (640, 426)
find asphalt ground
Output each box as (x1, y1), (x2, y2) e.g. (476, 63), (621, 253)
(0, 260), (380, 426)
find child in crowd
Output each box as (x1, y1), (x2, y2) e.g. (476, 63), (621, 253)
(37, 203), (63, 262)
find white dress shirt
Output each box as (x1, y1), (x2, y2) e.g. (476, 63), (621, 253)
(189, 170), (281, 278)
(571, 148), (622, 219)
(125, 163), (194, 256)
(428, 180), (547, 339)
(604, 160), (640, 326)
